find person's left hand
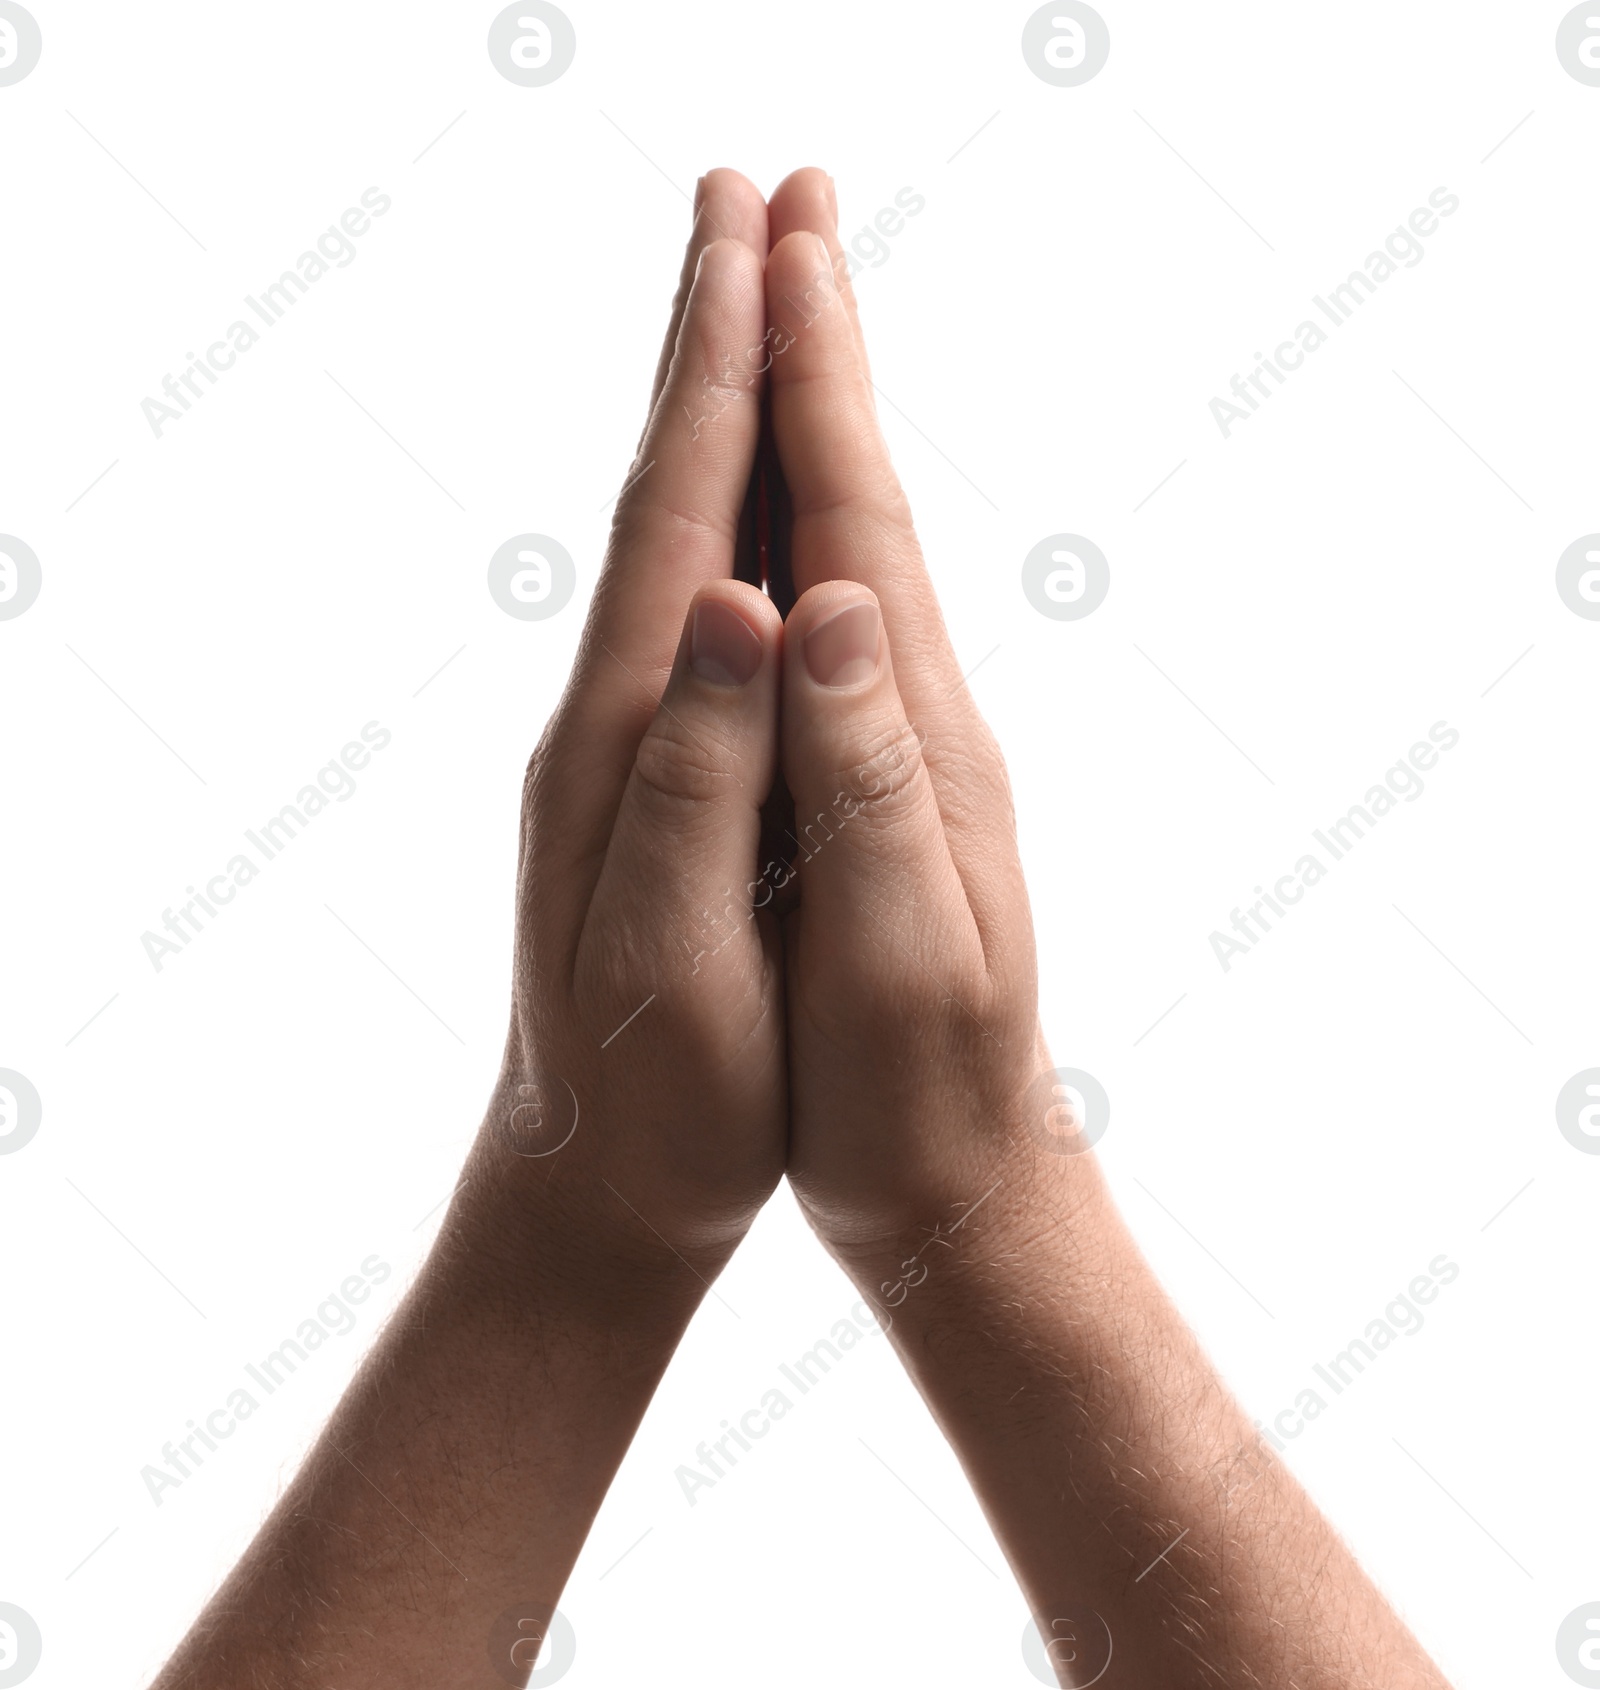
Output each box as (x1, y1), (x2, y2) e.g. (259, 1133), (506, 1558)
(458, 171), (790, 1299)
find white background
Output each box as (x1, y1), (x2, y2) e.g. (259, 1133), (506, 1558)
(2, 3), (1597, 1686)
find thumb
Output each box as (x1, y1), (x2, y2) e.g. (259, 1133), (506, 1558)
(581, 580), (783, 992)
(781, 583), (976, 976)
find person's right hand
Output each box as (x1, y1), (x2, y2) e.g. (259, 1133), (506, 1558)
(761, 171), (1058, 1271)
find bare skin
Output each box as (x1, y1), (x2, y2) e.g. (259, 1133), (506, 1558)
(760, 172), (1452, 1690)
(150, 168), (1452, 1690)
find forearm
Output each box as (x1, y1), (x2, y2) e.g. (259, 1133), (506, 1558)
(152, 1172), (714, 1690)
(836, 1155), (1449, 1690)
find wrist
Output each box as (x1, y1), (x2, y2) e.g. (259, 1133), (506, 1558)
(432, 1123), (748, 1342)
(794, 1035), (1114, 1280)
(822, 1146), (1117, 1329)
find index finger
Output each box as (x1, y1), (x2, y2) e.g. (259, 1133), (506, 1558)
(643, 169), (769, 437)
(765, 230), (963, 703)
(764, 230), (1023, 952)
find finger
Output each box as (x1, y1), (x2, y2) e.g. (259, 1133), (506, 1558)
(597, 237), (766, 713)
(761, 168), (874, 621)
(764, 168), (860, 618)
(756, 170), (855, 621)
(780, 582), (978, 981)
(644, 169), (769, 433)
(534, 236), (768, 939)
(764, 232), (1019, 942)
(765, 230), (954, 688)
(580, 580), (783, 1013)
(766, 166), (872, 392)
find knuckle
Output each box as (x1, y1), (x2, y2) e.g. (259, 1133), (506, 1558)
(939, 733), (1016, 838)
(519, 738), (556, 854)
(971, 720), (1017, 818)
(631, 715), (736, 814)
(799, 462), (910, 530)
(829, 715), (930, 822)
(614, 487), (738, 558)
(522, 738), (552, 806)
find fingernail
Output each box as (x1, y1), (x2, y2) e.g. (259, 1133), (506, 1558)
(805, 601), (880, 687)
(826, 175), (839, 223)
(693, 174), (706, 214)
(691, 598), (763, 686)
